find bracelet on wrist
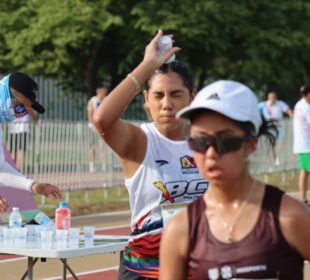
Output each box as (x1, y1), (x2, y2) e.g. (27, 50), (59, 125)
(127, 73), (142, 94)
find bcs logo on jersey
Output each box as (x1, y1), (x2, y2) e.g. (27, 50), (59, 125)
(153, 179), (208, 203)
(180, 155), (198, 174)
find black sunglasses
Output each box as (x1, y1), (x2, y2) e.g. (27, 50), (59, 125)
(187, 134), (251, 156)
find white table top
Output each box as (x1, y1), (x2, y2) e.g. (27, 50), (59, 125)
(0, 235), (129, 259)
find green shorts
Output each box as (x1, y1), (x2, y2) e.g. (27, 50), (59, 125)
(298, 154), (310, 171)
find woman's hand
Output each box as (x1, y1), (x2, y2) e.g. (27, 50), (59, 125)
(31, 182), (62, 199)
(142, 30), (181, 69)
(0, 196), (9, 212)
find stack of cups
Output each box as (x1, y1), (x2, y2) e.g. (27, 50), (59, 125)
(0, 226), (7, 242)
(3, 227), (12, 243)
(56, 229), (68, 249)
(83, 226), (95, 247)
(68, 228), (80, 248)
(15, 227), (28, 246)
(25, 225), (39, 242)
(41, 228), (54, 249)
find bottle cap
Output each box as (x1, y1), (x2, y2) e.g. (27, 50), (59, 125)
(12, 207), (19, 211)
(59, 201), (68, 207)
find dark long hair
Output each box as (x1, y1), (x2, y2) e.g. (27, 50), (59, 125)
(145, 60), (194, 93)
(236, 114), (278, 150)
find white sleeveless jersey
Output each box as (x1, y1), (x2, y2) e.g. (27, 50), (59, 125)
(125, 122), (208, 235)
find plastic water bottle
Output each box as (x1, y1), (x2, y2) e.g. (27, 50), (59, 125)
(9, 207), (22, 228)
(55, 201), (71, 230)
(34, 212), (54, 226)
(157, 35), (175, 63)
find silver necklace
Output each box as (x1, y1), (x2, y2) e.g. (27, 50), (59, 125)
(209, 180), (257, 243)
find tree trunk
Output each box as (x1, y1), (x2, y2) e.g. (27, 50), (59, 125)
(85, 41), (104, 98)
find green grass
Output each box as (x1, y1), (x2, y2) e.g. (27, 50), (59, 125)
(34, 186), (130, 217)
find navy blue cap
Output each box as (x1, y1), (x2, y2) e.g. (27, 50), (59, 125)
(9, 72), (45, 114)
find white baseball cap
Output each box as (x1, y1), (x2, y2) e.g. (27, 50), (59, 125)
(177, 80), (262, 135)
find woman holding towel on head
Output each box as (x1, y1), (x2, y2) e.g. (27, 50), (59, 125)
(93, 30), (208, 279)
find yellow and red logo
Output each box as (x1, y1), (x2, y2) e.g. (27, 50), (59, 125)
(153, 181), (175, 203)
(180, 155), (197, 174)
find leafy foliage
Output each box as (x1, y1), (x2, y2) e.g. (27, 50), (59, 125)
(0, 0), (309, 105)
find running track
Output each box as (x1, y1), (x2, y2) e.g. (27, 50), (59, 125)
(0, 204), (309, 279)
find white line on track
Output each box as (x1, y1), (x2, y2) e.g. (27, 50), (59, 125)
(0, 256), (26, 263)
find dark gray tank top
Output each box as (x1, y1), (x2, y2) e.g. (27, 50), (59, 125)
(187, 185), (304, 279)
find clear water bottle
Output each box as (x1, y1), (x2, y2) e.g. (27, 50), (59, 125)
(34, 212), (54, 226)
(55, 201), (71, 230)
(9, 207), (22, 228)
(157, 35), (175, 63)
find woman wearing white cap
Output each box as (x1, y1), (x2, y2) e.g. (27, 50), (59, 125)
(160, 80), (310, 279)
(93, 30), (208, 279)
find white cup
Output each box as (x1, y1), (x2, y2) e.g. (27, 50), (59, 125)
(34, 225), (44, 240)
(0, 226), (7, 240)
(69, 239), (79, 249)
(69, 228), (80, 240)
(83, 226), (95, 238)
(17, 227), (28, 240)
(25, 225), (37, 241)
(14, 228), (27, 246)
(41, 230), (53, 243)
(2, 227), (11, 241)
(56, 229), (68, 241)
(11, 228), (19, 241)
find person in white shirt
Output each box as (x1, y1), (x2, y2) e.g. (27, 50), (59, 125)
(293, 84), (310, 206)
(258, 91), (293, 165)
(259, 91), (293, 122)
(0, 72), (62, 212)
(87, 84), (107, 172)
(8, 108), (38, 171)
(87, 85), (107, 130)
(93, 31), (208, 279)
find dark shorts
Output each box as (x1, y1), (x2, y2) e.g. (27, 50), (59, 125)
(9, 133), (28, 152)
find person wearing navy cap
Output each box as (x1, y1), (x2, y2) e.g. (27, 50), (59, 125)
(0, 72), (62, 212)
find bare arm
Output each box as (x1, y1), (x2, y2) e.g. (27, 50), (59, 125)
(87, 99), (94, 124)
(286, 108), (293, 118)
(160, 209), (189, 280)
(280, 194), (310, 260)
(93, 30), (179, 164)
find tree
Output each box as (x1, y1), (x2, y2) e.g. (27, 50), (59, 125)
(0, 0), (309, 106)
(0, 0), (123, 97)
